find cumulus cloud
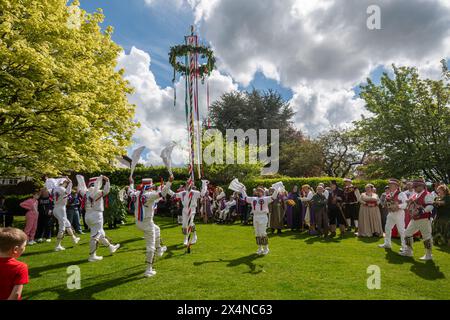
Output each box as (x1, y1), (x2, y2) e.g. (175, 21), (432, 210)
(183, 0), (450, 134)
(117, 46), (238, 166)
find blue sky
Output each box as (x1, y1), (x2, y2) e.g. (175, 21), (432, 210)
(73, 0), (450, 165)
(78, 0), (294, 101)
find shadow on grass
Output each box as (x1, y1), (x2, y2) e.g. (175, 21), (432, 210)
(22, 249), (59, 257)
(26, 266), (144, 300)
(29, 259), (90, 278)
(435, 244), (450, 254)
(357, 237), (383, 244)
(158, 223), (180, 230)
(384, 249), (446, 280)
(193, 254), (265, 275)
(410, 260), (445, 280)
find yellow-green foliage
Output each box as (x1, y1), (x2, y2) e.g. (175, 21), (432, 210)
(0, 0), (137, 177)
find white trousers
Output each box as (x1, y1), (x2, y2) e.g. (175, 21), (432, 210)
(405, 219), (432, 241)
(253, 214), (268, 237)
(384, 210), (405, 247)
(53, 206), (72, 233)
(182, 210), (196, 229)
(137, 220), (162, 265)
(219, 209), (229, 220)
(86, 210), (109, 254)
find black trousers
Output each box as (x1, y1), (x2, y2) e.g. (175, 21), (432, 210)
(343, 203), (359, 220)
(0, 213), (13, 227)
(36, 212), (54, 239)
(328, 206), (345, 225)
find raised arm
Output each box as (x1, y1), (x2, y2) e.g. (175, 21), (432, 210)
(270, 188), (280, 201)
(102, 177), (110, 196)
(200, 180), (209, 197)
(76, 175), (87, 196)
(65, 178), (73, 195)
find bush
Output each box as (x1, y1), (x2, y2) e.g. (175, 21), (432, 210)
(84, 166), (189, 187)
(218, 177), (390, 196)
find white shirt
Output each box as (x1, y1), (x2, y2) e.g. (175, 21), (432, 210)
(168, 189), (206, 214)
(300, 190), (314, 202)
(79, 177), (110, 212)
(128, 182), (171, 222)
(242, 189), (279, 215)
(388, 189), (408, 211)
(52, 181), (72, 209)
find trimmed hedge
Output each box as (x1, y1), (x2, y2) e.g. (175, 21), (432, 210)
(84, 167), (190, 187)
(221, 177), (390, 195)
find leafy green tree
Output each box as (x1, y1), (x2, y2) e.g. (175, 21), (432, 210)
(354, 65), (450, 182)
(279, 138), (324, 177)
(318, 129), (367, 178)
(208, 89), (313, 175)
(208, 89), (298, 142)
(0, 0), (137, 177)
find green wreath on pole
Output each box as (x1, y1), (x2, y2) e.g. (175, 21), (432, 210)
(169, 44), (216, 80)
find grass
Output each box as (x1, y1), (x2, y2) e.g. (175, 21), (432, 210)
(13, 216), (450, 300)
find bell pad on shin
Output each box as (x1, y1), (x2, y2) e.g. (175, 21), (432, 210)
(423, 239), (433, 249)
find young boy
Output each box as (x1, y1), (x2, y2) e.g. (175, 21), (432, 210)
(0, 227), (29, 300)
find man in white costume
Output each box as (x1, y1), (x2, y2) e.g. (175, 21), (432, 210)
(51, 177), (80, 251)
(240, 185), (280, 255)
(378, 179), (408, 251)
(77, 175), (120, 262)
(127, 176), (172, 277)
(400, 179), (435, 260)
(167, 179), (208, 246)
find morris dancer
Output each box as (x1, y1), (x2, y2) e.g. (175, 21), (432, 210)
(77, 175), (120, 262)
(167, 180), (208, 247)
(52, 177), (80, 251)
(378, 179), (408, 251)
(400, 179), (435, 260)
(240, 185), (280, 255)
(342, 178), (360, 233)
(127, 177), (172, 277)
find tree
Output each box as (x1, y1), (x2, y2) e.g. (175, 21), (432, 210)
(278, 138), (324, 177)
(208, 89), (309, 175)
(208, 89), (298, 143)
(354, 64), (450, 182)
(0, 0), (137, 177)
(318, 129), (367, 178)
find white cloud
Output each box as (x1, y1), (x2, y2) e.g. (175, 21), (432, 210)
(190, 0), (450, 134)
(142, 0), (449, 136)
(117, 46), (238, 166)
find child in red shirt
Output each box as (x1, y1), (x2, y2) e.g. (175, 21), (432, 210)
(0, 227), (29, 300)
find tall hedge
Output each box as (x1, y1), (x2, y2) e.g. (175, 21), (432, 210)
(221, 177), (390, 195)
(84, 166), (189, 187)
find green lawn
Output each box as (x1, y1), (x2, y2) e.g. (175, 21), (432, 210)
(14, 216), (450, 300)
